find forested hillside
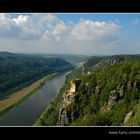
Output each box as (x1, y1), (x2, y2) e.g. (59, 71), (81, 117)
(36, 54), (140, 126)
(39, 54), (88, 66)
(66, 54), (140, 81)
(0, 52), (74, 98)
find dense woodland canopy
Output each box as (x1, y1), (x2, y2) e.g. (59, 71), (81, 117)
(0, 52), (74, 98)
(36, 54), (140, 126)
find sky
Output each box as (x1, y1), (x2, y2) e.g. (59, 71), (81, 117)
(0, 13), (140, 55)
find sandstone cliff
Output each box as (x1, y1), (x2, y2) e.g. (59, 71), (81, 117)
(58, 79), (81, 125)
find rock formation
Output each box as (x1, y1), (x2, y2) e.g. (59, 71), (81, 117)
(127, 81), (133, 91)
(58, 77), (140, 125)
(107, 89), (119, 109)
(87, 71), (91, 75)
(84, 82), (89, 92)
(100, 106), (108, 113)
(102, 80), (140, 111)
(58, 79), (81, 125)
(117, 85), (125, 98)
(95, 85), (102, 94)
(124, 111), (134, 124)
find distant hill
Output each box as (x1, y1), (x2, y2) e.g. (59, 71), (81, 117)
(0, 53), (89, 66)
(38, 54), (89, 66)
(0, 51), (15, 57)
(0, 54), (74, 98)
(66, 54), (140, 81)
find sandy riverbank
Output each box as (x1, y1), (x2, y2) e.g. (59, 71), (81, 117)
(0, 75), (52, 113)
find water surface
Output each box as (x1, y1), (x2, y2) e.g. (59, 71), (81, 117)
(0, 72), (67, 126)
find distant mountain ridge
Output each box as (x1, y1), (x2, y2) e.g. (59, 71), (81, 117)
(0, 51), (15, 57)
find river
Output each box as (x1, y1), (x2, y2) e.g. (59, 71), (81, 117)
(0, 72), (68, 126)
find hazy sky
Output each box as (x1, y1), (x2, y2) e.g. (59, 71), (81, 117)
(0, 13), (140, 55)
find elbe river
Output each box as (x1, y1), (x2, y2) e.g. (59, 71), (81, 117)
(0, 72), (68, 126)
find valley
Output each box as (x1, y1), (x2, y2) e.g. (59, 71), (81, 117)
(0, 52), (86, 126)
(1, 13), (140, 129)
(1, 52), (140, 126)
(0, 72), (67, 126)
(0, 73), (55, 115)
(35, 54), (140, 126)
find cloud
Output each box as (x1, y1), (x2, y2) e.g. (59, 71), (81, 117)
(0, 13), (122, 55)
(0, 14), (21, 37)
(42, 18), (120, 45)
(31, 14), (59, 31)
(13, 15), (29, 24)
(70, 19), (120, 43)
(13, 15), (42, 40)
(42, 21), (71, 43)
(0, 14), (40, 40)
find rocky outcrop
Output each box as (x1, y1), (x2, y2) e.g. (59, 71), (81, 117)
(99, 80), (140, 112)
(69, 81), (76, 93)
(133, 80), (140, 92)
(100, 86), (124, 112)
(110, 59), (117, 65)
(127, 81), (133, 91)
(108, 58), (122, 65)
(100, 106), (108, 113)
(124, 111), (134, 124)
(87, 71), (91, 75)
(107, 89), (119, 109)
(58, 79), (81, 125)
(95, 85), (102, 94)
(107, 85), (125, 109)
(84, 82), (89, 92)
(127, 80), (140, 91)
(117, 85), (125, 98)
(58, 77), (140, 125)
(58, 109), (69, 125)
(133, 80), (138, 89)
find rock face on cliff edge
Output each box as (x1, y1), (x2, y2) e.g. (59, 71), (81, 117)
(58, 79), (81, 125)
(58, 78), (140, 125)
(124, 111), (134, 124)
(107, 89), (119, 109)
(101, 80), (140, 112)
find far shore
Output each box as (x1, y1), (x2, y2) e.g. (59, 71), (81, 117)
(0, 73), (57, 116)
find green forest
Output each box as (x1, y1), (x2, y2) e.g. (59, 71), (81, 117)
(0, 52), (74, 98)
(36, 54), (140, 126)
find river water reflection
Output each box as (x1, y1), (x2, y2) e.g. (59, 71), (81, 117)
(0, 72), (68, 126)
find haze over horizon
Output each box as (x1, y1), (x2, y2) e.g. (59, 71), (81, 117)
(0, 13), (140, 55)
